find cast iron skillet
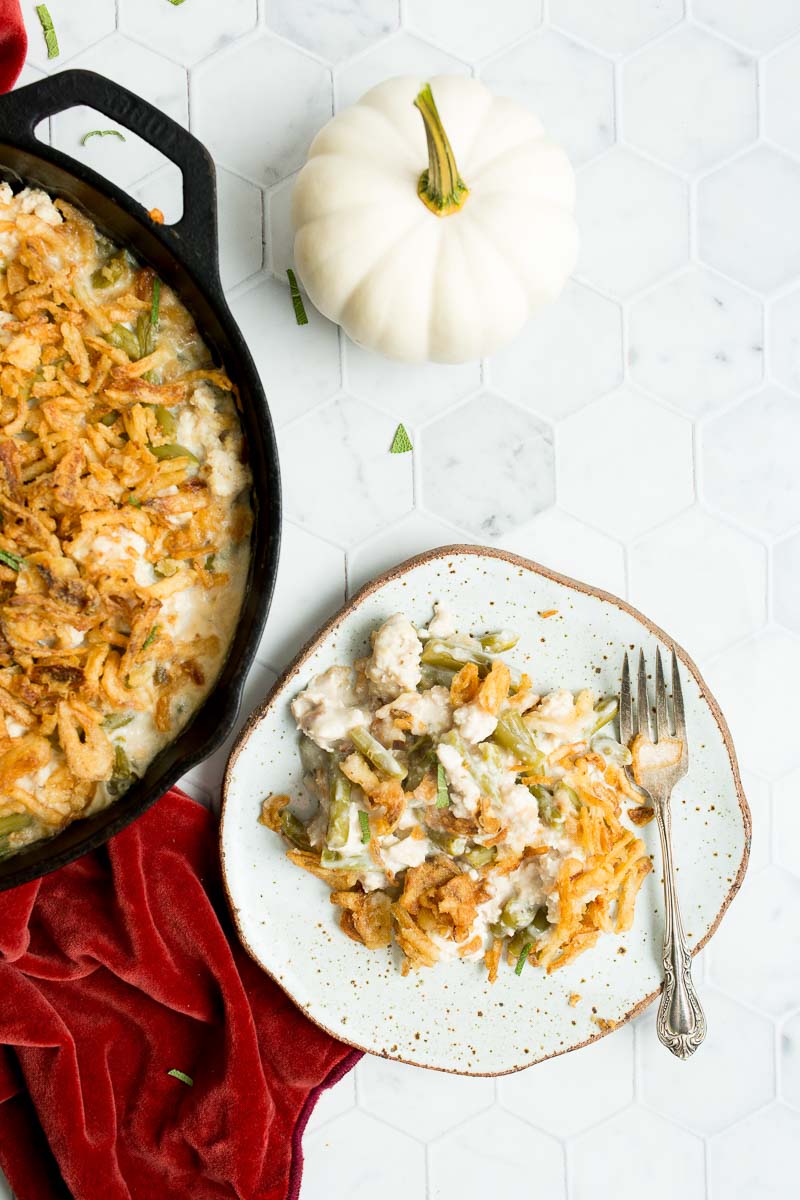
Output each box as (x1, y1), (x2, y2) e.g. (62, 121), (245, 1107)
(0, 70), (281, 890)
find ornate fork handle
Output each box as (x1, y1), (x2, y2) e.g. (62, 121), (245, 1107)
(652, 791), (706, 1059)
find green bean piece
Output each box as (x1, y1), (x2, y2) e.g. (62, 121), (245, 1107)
(500, 893), (540, 931)
(428, 830), (468, 856)
(106, 323), (141, 360)
(280, 808), (311, 851)
(479, 629), (519, 654)
(591, 696), (618, 736)
(148, 443), (199, 464)
(492, 711), (544, 772)
(531, 908), (549, 933)
(153, 404), (177, 438)
(320, 848), (372, 871)
(136, 310), (156, 358)
(531, 784), (564, 827)
(98, 411), (118, 427)
(0, 548), (22, 572)
(421, 637), (495, 676)
(102, 712), (134, 731)
(91, 252), (129, 290)
(0, 812), (33, 837)
(554, 783), (580, 812)
(418, 663), (456, 690)
(106, 744), (136, 799)
(326, 766), (352, 849)
(463, 844), (497, 869)
(406, 735), (437, 791)
(350, 726), (407, 780)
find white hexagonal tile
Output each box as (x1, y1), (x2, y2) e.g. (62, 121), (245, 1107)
(267, 0), (399, 62)
(497, 508), (626, 596)
(23, 1), (115, 70)
(405, 0), (542, 62)
(256, 522), (345, 672)
(499, 1023), (633, 1137)
(629, 268), (763, 415)
(489, 282), (623, 420)
(781, 1012), (800, 1111)
(481, 30), (614, 167)
(302, 1110), (425, 1200)
(347, 511), (475, 595)
(638, 988), (774, 1133)
(133, 165), (263, 291)
(698, 147), (800, 293)
(576, 149), (688, 299)
(267, 173), (295, 280)
(573, 1107), (704, 1200)
(193, 36), (332, 186)
(229, 274), (341, 428)
(305, 1068), (356, 1136)
(702, 387), (800, 538)
(357, 1055), (494, 1141)
(335, 33), (468, 111)
(421, 394), (554, 538)
(773, 770), (800, 878)
(628, 508), (766, 661)
(131, 164), (184, 227)
(775, 533), (800, 636)
(705, 631), (800, 779)
(710, 868), (800, 1015)
(181, 659), (277, 806)
(623, 27), (757, 173)
(49, 38), (188, 192)
(345, 344), (480, 426)
(709, 1105), (800, 1200)
(281, 396), (414, 546)
(121, 0), (257, 66)
(764, 40), (800, 156)
(742, 772), (772, 874)
(769, 288), (800, 395)
(694, 0), (800, 51)
(429, 1109), (565, 1200)
(558, 387), (694, 541)
(550, 0), (683, 56)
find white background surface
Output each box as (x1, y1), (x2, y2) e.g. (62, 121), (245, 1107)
(4, 1), (800, 1197)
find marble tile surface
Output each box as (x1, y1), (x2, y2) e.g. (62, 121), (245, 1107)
(6, 2), (800, 1198)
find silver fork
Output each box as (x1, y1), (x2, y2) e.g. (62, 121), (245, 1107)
(620, 648), (706, 1060)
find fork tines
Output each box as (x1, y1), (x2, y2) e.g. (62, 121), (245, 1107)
(620, 646), (686, 747)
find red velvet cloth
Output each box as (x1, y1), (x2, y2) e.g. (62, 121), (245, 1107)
(0, 789), (360, 1199)
(0, 0), (26, 93)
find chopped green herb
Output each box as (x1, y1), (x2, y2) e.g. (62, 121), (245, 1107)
(436, 762), (450, 809)
(153, 403), (176, 438)
(515, 941), (532, 976)
(287, 268), (308, 326)
(141, 625), (159, 651)
(389, 423), (413, 454)
(167, 0), (187, 6)
(166, 1069), (193, 1086)
(358, 811), (371, 844)
(35, 5), (59, 58)
(0, 549), (22, 571)
(204, 554), (216, 571)
(81, 129), (126, 147)
(127, 495), (142, 508)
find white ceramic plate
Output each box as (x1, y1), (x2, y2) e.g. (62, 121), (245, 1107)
(220, 547), (750, 1076)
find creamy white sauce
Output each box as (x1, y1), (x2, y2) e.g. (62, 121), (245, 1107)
(436, 741), (481, 817)
(291, 665), (371, 752)
(375, 685), (452, 737)
(453, 701), (497, 744)
(366, 613), (422, 700)
(425, 603), (456, 639)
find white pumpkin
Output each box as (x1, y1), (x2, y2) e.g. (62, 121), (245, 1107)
(291, 75), (578, 365)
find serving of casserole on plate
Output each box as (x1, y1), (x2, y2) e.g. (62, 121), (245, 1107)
(221, 547), (749, 1075)
(0, 183), (252, 859)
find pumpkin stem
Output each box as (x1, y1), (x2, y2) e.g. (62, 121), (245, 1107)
(414, 83), (469, 217)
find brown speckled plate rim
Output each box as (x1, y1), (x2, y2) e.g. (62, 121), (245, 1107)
(220, 544), (751, 1076)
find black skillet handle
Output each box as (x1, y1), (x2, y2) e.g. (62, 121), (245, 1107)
(0, 69), (219, 283)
